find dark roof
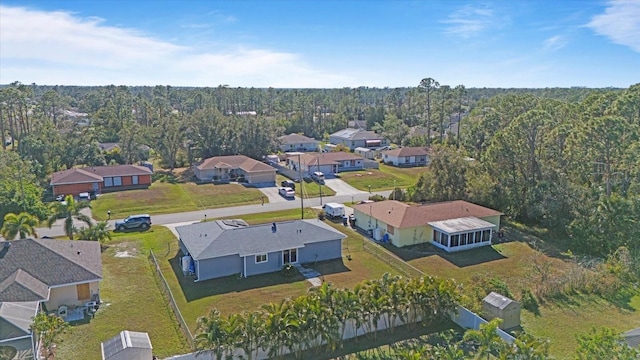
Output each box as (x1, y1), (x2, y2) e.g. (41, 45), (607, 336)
(176, 219), (346, 260)
(102, 330), (152, 360)
(352, 200), (502, 228)
(98, 142), (120, 151)
(50, 165), (152, 185)
(280, 133), (318, 145)
(291, 152), (363, 166)
(0, 239), (102, 302)
(196, 155), (276, 173)
(330, 128), (383, 141)
(0, 301), (39, 341)
(623, 328), (640, 348)
(383, 147), (431, 157)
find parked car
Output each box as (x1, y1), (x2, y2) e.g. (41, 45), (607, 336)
(311, 171), (325, 184)
(281, 179), (296, 190)
(278, 187), (295, 199)
(115, 214), (152, 231)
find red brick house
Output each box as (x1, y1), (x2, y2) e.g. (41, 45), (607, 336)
(50, 165), (152, 197)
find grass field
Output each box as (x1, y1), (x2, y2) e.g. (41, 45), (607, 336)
(340, 163), (427, 191)
(92, 181), (264, 220)
(155, 210), (402, 332)
(387, 229), (640, 359)
(56, 227), (190, 359)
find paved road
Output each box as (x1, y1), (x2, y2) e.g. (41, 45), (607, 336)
(36, 191), (391, 238)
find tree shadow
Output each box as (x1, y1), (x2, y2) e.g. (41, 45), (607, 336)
(168, 254), (306, 302)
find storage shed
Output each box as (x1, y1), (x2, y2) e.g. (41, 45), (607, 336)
(482, 292), (521, 330)
(101, 330), (153, 360)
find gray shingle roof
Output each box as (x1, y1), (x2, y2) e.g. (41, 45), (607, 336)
(330, 128), (383, 141)
(0, 239), (102, 302)
(623, 328), (640, 348)
(280, 133), (318, 144)
(0, 301), (39, 341)
(177, 219), (346, 260)
(483, 292), (517, 310)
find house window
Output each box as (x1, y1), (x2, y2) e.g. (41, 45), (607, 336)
(460, 233), (468, 246)
(283, 248), (297, 264)
(256, 254), (267, 263)
(451, 234), (460, 247)
(405, 157), (409, 163)
(132, 175), (139, 185)
(113, 176), (122, 186)
(104, 177), (113, 187)
(483, 230), (491, 242)
(387, 224), (394, 235)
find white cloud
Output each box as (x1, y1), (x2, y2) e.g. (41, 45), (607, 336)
(442, 4), (497, 38)
(0, 5), (349, 87)
(543, 35), (568, 51)
(587, 0), (640, 52)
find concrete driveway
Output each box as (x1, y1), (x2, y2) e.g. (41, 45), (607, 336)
(323, 178), (365, 196)
(258, 186), (296, 203)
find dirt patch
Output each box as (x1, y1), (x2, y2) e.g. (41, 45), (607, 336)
(112, 242), (139, 258)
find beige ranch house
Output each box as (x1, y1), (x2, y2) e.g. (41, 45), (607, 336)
(193, 155), (276, 185)
(352, 200), (502, 252)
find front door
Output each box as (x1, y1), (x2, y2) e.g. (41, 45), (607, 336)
(283, 249), (298, 264)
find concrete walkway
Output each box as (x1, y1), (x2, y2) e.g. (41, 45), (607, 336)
(294, 263), (322, 287)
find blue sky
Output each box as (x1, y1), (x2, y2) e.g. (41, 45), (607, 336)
(1, 0), (638, 88)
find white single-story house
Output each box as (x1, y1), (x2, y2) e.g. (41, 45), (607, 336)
(382, 147), (431, 167)
(352, 200), (502, 252)
(286, 152), (365, 175)
(193, 155), (277, 185)
(329, 128), (389, 151)
(176, 219), (346, 281)
(279, 133), (320, 152)
(0, 239), (103, 359)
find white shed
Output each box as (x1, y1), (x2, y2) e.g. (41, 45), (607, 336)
(101, 330), (153, 360)
(354, 147), (375, 159)
(482, 292), (521, 330)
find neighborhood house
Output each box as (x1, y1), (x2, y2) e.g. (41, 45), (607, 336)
(176, 219), (346, 281)
(279, 133), (320, 152)
(0, 239), (103, 359)
(329, 128), (389, 151)
(286, 152), (365, 175)
(193, 155), (277, 185)
(50, 165), (152, 197)
(382, 147), (431, 167)
(352, 200), (502, 251)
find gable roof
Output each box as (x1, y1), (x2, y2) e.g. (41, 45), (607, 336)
(0, 239), (102, 302)
(51, 165), (152, 185)
(177, 219), (346, 261)
(483, 292), (518, 310)
(196, 155), (276, 173)
(383, 147), (431, 157)
(0, 301), (39, 341)
(330, 128), (383, 141)
(623, 328), (640, 348)
(291, 152), (363, 166)
(352, 200), (502, 228)
(102, 330), (152, 360)
(280, 133), (318, 144)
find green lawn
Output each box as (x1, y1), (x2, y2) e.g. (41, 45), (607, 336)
(156, 210), (402, 332)
(92, 181), (264, 220)
(276, 174), (336, 198)
(340, 163), (427, 191)
(56, 227), (190, 359)
(387, 228), (640, 359)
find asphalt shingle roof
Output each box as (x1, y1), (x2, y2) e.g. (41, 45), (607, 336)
(280, 133), (318, 144)
(102, 330), (152, 360)
(330, 128), (383, 141)
(176, 219), (346, 260)
(383, 147), (431, 157)
(0, 239), (102, 302)
(483, 292), (517, 310)
(50, 165), (152, 185)
(196, 155), (276, 173)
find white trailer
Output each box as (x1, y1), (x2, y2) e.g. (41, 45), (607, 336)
(323, 202), (345, 219)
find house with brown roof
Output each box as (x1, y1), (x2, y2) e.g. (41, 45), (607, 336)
(50, 165), (152, 197)
(0, 238), (103, 359)
(352, 200), (502, 251)
(279, 133), (320, 152)
(286, 151), (365, 175)
(382, 147), (431, 167)
(193, 155), (276, 185)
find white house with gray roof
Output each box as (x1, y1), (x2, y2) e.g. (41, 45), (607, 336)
(176, 219), (346, 281)
(279, 133), (320, 152)
(329, 128), (389, 150)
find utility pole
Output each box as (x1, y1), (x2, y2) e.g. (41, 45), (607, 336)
(298, 154), (304, 219)
(318, 156), (323, 206)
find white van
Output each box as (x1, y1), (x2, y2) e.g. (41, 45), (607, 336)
(323, 203), (345, 219)
(311, 171), (325, 184)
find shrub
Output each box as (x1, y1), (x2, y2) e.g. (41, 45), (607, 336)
(520, 288), (539, 314)
(369, 194), (387, 202)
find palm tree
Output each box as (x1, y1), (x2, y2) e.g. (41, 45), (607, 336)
(463, 318), (506, 360)
(75, 221), (112, 243)
(1, 212), (39, 240)
(46, 195), (91, 240)
(237, 311), (265, 360)
(195, 309), (228, 360)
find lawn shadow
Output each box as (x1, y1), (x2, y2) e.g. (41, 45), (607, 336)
(605, 287), (639, 312)
(382, 242), (507, 268)
(168, 254), (306, 302)
(311, 258), (351, 276)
